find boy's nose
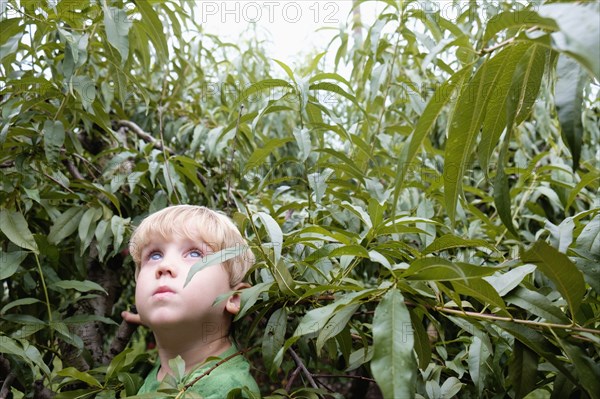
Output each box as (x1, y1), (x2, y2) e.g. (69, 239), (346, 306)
(155, 259), (177, 278)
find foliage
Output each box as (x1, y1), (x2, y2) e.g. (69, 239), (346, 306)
(1, 0), (599, 398)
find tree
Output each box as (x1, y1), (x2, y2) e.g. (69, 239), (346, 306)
(0, 0), (599, 398)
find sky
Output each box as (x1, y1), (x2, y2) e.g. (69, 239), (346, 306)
(198, 1), (382, 63)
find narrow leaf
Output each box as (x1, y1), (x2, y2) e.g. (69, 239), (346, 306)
(521, 241), (586, 317)
(0, 209), (39, 253)
(554, 54), (589, 170)
(371, 289), (417, 399)
(49, 208), (85, 245)
(509, 341), (539, 399)
(185, 246), (249, 287)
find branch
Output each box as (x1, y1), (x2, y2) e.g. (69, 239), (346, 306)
(103, 319), (139, 364)
(117, 120), (175, 155)
(285, 366), (302, 391)
(182, 347), (254, 391)
(288, 348), (319, 390)
(32, 380), (55, 399)
(478, 26), (540, 55)
(63, 159), (84, 180)
(0, 372), (16, 399)
(434, 306), (600, 335)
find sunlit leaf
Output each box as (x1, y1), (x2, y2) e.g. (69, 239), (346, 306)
(371, 289), (417, 399)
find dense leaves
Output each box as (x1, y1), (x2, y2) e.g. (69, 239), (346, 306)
(1, 1), (599, 398)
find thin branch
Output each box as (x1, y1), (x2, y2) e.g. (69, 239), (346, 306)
(32, 380), (55, 399)
(479, 26), (540, 55)
(434, 306), (600, 335)
(285, 366), (302, 391)
(182, 346), (254, 391)
(42, 171), (75, 194)
(288, 348), (319, 390)
(313, 374), (376, 384)
(64, 159), (84, 180)
(116, 120), (175, 155)
(0, 372), (16, 399)
(226, 105), (244, 213)
(103, 317), (139, 364)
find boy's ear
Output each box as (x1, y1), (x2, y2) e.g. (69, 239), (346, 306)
(225, 282), (250, 315)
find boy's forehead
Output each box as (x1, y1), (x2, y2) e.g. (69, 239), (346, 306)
(139, 230), (215, 250)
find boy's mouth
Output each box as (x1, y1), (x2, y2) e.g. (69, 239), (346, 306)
(153, 286), (176, 296)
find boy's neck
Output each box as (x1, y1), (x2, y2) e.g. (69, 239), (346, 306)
(154, 331), (233, 381)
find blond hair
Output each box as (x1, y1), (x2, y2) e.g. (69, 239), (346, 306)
(129, 205), (254, 286)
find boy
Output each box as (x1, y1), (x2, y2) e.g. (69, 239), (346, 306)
(122, 205), (260, 397)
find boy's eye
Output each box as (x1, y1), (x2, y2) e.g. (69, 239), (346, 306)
(188, 250), (203, 258)
(149, 252), (162, 261)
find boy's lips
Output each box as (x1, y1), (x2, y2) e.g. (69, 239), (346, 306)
(153, 286), (176, 296)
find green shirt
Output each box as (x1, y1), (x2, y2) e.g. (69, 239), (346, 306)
(137, 344), (260, 398)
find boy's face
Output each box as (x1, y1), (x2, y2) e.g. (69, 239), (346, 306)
(134, 235), (239, 331)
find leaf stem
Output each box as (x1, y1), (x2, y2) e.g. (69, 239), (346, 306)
(34, 253), (54, 338)
(434, 306), (600, 335)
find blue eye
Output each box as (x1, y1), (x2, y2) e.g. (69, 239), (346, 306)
(149, 252), (162, 261)
(189, 250), (203, 258)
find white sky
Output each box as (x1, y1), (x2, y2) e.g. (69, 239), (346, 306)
(199, 1), (382, 64)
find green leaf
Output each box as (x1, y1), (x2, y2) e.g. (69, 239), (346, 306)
(0, 249), (28, 280)
(273, 59), (295, 82)
(468, 336), (491, 396)
(236, 282), (272, 320)
(521, 241), (586, 317)
(496, 43), (546, 236)
(103, 5), (131, 63)
(71, 75), (96, 111)
(51, 280), (108, 294)
(135, 0), (169, 59)
(78, 207), (102, 254)
(423, 234), (496, 255)
(482, 10), (558, 46)
(479, 43), (531, 172)
(0, 297), (41, 314)
(494, 321), (577, 385)
(509, 341), (539, 399)
(244, 137), (292, 173)
(54, 389), (100, 399)
(554, 54), (589, 170)
(557, 337), (600, 397)
(293, 127), (311, 163)
(184, 246), (249, 287)
(308, 168), (333, 205)
(43, 120), (65, 164)
(371, 289), (417, 399)
(235, 79), (293, 107)
(0, 209), (39, 253)
(451, 279), (507, 314)
(57, 367), (102, 388)
(403, 257), (499, 281)
(444, 45), (514, 223)
(576, 214), (600, 254)
(263, 307), (287, 375)
(316, 303), (359, 353)
(483, 264), (536, 296)
(393, 65), (472, 206)
(409, 309), (432, 370)
(49, 207), (85, 245)
(118, 372), (142, 396)
(253, 212), (284, 263)
(309, 81), (363, 111)
(539, 2), (600, 79)
(168, 355), (186, 382)
(110, 215), (129, 252)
